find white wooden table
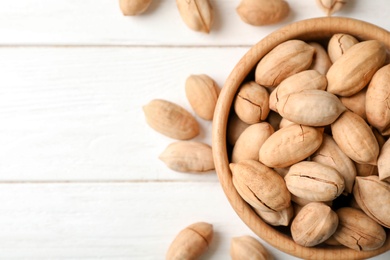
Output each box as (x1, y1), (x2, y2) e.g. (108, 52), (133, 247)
(0, 0), (389, 259)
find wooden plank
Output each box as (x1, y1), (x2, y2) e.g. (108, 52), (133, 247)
(0, 182), (388, 259)
(0, 47), (248, 181)
(0, 0), (389, 46)
(0, 182), (293, 259)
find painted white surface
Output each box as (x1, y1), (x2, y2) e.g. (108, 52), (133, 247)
(0, 0), (389, 259)
(0, 47), (247, 181)
(0, 182), (299, 259)
(0, 0), (389, 46)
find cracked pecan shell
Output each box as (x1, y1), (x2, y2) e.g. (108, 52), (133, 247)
(333, 207), (386, 251)
(353, 175), (390, 228)
(255, 40), (315, 88)
(331, 110), (379, 165)
(285, 161), (345, 202)
(276, 89), (345, 126)
(230, 159), (291, 212)
(234, 81), (270, 124)
(259, 124), (323, 168)
(291, 202), (338, 247)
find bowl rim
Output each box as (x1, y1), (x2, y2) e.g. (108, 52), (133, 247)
(212, 17), (390, 259)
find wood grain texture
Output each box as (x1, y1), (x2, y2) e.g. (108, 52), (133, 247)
(1, 1), (390, 259)
(0, 47), (249, 181)
(0, 0), (389, 46)
(0, 181), (387, 259)
(0, 182), (301, 259)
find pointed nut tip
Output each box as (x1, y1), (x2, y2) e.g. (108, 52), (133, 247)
(229, 163), (236, 171)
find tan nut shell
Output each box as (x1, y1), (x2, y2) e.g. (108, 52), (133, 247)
(230, 160), (291, 212)
(234, 81), (270, 124)
(354, 176), (390, 228)
(324, 236), (343, 246)
(236, 0), (289, 26)
(293, 203), (304, 217)
(227, 113), (250, 146)
(316, 0), (347, 16)
(255, 40), (315, 88)
(278, 118), (295, 129)
(331, 111), (379, 165)
(269, 70), (327, 112)
(327, 33), (358, 62)
(276, 89), (345, 126)
(166, 222), (213, 260)
(230, 235), (273, 260)
(366, 64), (390, 135)
(273, 167), (290, 178)
(378, 139), (390, 182)
(333, 207), (386, 251)
(308, 42), (332, 75)
(266, 111), (283, 131)
(254, 204), (294, 226)
(291, 194), (333, 207)
(372, 126), (387, 149)
(231, 122), (274, 163)
(259, 124), (323, 168)
(119, 0), (152, 16)
(159, 141), (214, 173)
(354, 126), (385, 176)
(326, 40), (386, 96)
(311, 134), (357, 194)
(355, 162), (378, 177)
(291, 202), (339, 247)
(285, 161), (345, 202)
(176, 0), (214, 33)
(339, 88), (367, 120)
(185, 74), (220, 120)
(143, 99), (199, 140)
(349, 196), (361, 210)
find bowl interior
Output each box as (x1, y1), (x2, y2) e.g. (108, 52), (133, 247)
(212, 17), (390, 259)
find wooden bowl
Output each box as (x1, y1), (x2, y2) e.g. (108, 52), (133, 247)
(212, 17), (390, 259)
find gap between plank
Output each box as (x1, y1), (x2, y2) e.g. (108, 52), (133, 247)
(0, 179), (220, 184)
(0, 44), (252, 48)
